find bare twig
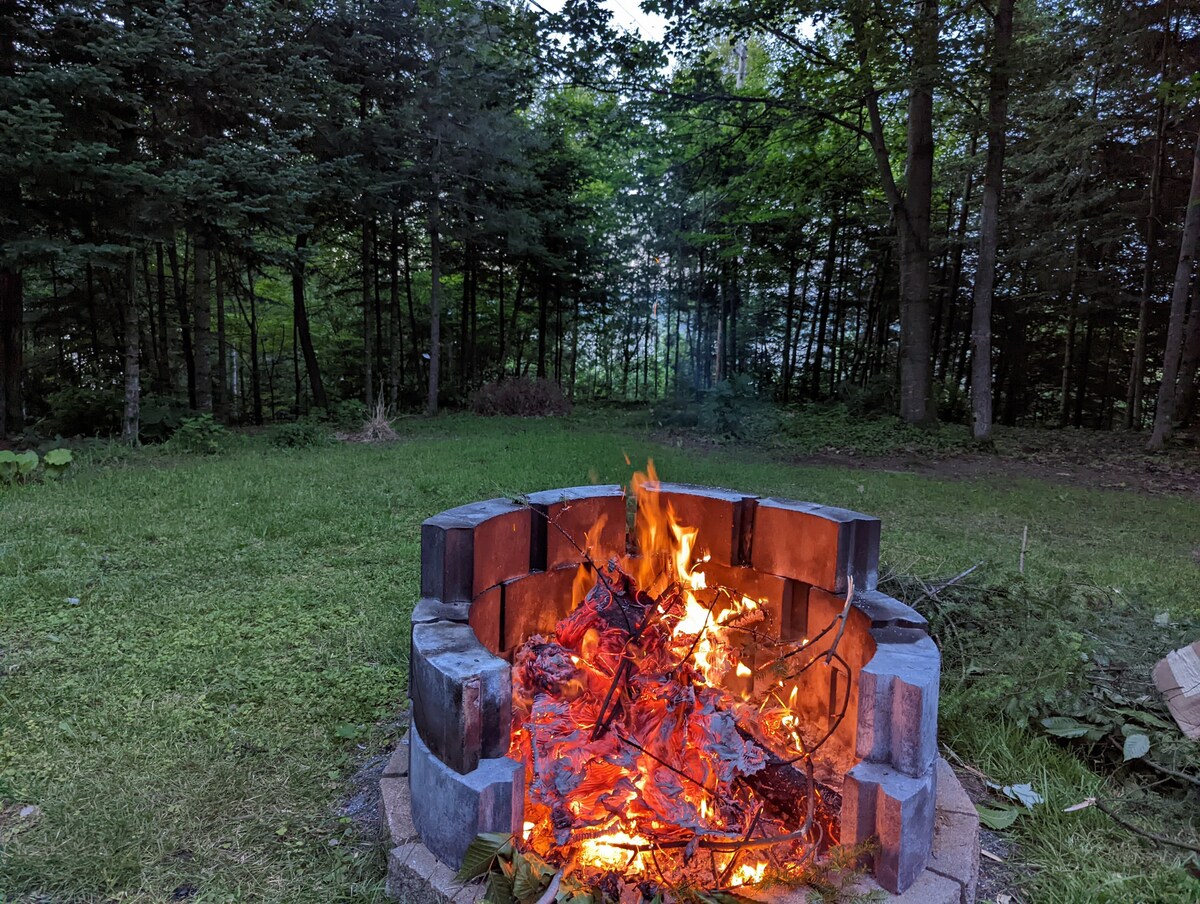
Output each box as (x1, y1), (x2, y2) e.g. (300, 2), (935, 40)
(824, 576), (855, 666)
(1094, 798), (1200, 854)
(718, 803), (764, 885)
(533, 872), (562, 904)
(1019, 526), (1028, 574)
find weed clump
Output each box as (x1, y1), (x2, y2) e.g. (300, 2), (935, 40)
(267, 420), (330, 449)
(337, 398), (400, 443)
(168, 414), (231, 454)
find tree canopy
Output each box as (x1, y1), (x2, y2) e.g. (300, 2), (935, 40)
(2, 0), (1199, 445)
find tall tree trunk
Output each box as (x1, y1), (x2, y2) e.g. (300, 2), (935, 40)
(854, 0), (938, 425)
(362, 215), (375, 408)
(121, 252), (141, 443)
(1127, 0), (1174, 429)
(970, 0), (1013, 443)
(401, 217), (422, 383)
(292, 233), (327, 409)
(1148, 126), (1200, 451)
(811, 219), (838, 397)
(537, 267), (549, 379)
(1058, 232), (1083, 425)
(214, 251), (228, 421)
(1074, 306), (1094, 428)
(155, 243), (171, 392)
(247, 262), (262, 425)
(388, 214), (402, 407)
(939, 134), (976, 381)
(781, 250), (799, 402)
(192, 234), (212, 411)
(0, 6), (21, 435)
(896, 0), (938, 425)
(497, 251), (507, 373)
(0, 266), (20, 437)
(427, 151), (442, 415)
(1174, 278), (1200, 425)
(167, 240), (196, 407)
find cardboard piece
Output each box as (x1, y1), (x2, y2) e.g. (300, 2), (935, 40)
(1152, 640), (1200, 740)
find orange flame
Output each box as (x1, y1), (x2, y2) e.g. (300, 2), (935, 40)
(510, 461), (839, 891)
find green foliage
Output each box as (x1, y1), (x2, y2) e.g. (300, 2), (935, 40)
(698, 376), (778, 441)
(837, 375), (896, 419)
(42, 387), (121, 438)
(0, 448), (72, 485)
(778, 405), (974, 458)
(41, 448), (73, 479)
(138, 396), (190, 444)
(169, 414), (231, 455)
(0, 450), (38, 484)
(266, 420), (331, 449)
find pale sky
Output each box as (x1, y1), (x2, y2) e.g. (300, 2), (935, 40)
(535, 0), (669, 44)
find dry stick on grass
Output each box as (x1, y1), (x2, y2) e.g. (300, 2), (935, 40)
(1107, 738), (1200, 788)
(1094, 798), (1200, 855)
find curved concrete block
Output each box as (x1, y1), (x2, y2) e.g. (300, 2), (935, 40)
(751, 499), (880, 593)
(421, 499), (532, 602)
(411, 620), (511, 774)
(842, 761), (937, 894)
(408, 725), (524, 872)
(857, 634), (940, 777)
(636, 482), (757, 567)
(525, 485), (626, 571)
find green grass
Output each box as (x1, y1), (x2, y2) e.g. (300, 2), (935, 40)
(1, 413), (1197, 902)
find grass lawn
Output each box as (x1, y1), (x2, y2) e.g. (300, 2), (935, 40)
(1, 414), (1197, 903)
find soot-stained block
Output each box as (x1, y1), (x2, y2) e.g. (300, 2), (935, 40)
(850, 589), (928, 631)
(696, 561), (797, 642)
(526, 485), (627, 571)
(421, 500), (532, 602)
(408, 724), (524, 871)
(636, 482), (758, 567)
(502, 564), (590, 651)
(751, 499), (880, 593)
(410, 620), (511, 774)
(412, 598), (470, 625)
(468, 585), (502, 655)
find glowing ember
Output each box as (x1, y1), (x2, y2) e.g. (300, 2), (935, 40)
(509, 463), (843, 895)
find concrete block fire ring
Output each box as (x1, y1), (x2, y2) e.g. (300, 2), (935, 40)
(401, 485), (957, 899)
(381, 751), (980, 904)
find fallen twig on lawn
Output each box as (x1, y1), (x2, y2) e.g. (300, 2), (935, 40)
(1094, 798), (1200, 855)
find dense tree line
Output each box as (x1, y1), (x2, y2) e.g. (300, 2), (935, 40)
(1, 0), (1199, 448)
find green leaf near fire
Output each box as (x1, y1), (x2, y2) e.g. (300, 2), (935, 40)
(1122, 733), (1151, 761)
(454, 831), (514, 884)
(976, 804), (1021, 830)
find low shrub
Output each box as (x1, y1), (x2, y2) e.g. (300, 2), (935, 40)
(697, 375), (778, 441)
(266, 420), (330, 449)
(470, 377), (571, 417)
(139, 395), (190, 443)
(169, 414), (230, 455)
(43, 386), (122, 437)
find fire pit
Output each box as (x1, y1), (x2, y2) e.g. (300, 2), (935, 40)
(387, 472), (974, 902)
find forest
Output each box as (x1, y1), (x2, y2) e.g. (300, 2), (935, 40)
(2, 0), (1200, 450)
